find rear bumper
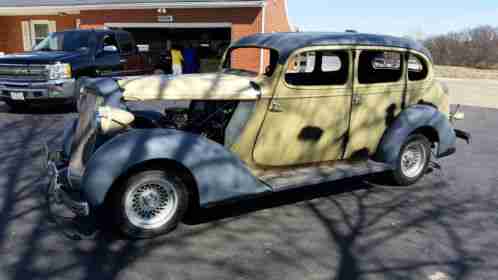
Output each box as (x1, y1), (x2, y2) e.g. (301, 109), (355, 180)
(437, 129), (471, 158)
(455, 129), (471, 144)
(45, 146), (90, 217)
(0, 79), (76, 102)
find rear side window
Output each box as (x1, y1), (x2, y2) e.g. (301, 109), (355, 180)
(358, 51), (402, 84)
(285, 50), (349, 86)
(408, 54), (429, 81)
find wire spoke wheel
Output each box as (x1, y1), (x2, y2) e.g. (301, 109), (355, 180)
(124, 181), (179, 230)
(400, 142), (427, 178)
(392, 134), (431, 186)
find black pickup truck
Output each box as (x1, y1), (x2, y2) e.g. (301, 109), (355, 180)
(0, 29), (156, 111)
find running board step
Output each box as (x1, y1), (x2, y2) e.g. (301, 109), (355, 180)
(259, 160), (392, 192)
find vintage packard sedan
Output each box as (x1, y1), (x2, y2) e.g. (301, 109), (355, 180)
(46, 32), (470, 238)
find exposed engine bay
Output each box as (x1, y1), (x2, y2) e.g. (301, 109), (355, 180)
(162, 101), (240, 144)
(131, 101), (246, 146)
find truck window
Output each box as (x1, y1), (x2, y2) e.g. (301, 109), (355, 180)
(101, 35), (119, 52)
(117, 33), (135, 55)
(358, 50), (402, 84)
(285, 50), (349, 86)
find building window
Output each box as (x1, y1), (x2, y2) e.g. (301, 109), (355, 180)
(22, 20), (56, 50)
(32, 22), (49, 45)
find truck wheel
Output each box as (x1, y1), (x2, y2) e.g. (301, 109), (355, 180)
(5, 100), (28, 113)
(391, 134), (431, 186)
(112, 170), (189, 239)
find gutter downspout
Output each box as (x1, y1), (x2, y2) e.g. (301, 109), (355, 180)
(260, 1), (266, 73)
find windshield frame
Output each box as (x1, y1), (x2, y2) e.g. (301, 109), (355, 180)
(33, 30), (94, 53)
(221, 46), (280, 77)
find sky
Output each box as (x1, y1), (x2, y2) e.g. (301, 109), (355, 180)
(287, 0), (498, 38)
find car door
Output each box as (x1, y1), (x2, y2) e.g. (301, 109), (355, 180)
(253, 47), (353, 166)
(344, 47), (406, 158)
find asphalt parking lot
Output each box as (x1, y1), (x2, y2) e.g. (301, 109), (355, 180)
(0, 99), (496, 280)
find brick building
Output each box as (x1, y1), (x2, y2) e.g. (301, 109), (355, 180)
(0, 0), (291, 71)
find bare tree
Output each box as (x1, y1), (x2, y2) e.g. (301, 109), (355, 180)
(424, 25), (498, 69)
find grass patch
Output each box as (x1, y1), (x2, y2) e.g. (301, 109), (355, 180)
(435, 65), (498, 80)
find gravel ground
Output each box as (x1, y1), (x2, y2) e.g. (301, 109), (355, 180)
(0, 102), (495, 280)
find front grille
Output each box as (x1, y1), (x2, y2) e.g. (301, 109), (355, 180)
(68, 91), (99, 189)
(0, 64), (48, 81)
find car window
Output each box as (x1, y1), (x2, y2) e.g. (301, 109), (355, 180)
(285, 50), (349, 86)
(358, 50), (402, 84)
(408, 54), (429, 81)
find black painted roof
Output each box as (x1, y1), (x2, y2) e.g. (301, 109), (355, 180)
(231, 32), (432, 63)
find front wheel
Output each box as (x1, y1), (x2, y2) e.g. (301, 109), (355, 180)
(391, 134), (431, 186)
(4, 100), (28, 113)
(112, 170), (189, 239)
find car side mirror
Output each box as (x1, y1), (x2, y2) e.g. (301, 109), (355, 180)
(103, 45), (118, 53)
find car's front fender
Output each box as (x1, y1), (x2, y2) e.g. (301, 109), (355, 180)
(81, 129), (271, 209)
(374, 104), (457, 164)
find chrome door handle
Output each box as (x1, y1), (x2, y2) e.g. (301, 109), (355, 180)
(352, 94), (361, 105)
(269, 100), (284, 112)
(120, 59), (128, 64)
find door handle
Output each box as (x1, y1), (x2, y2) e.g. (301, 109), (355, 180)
(352, 94), (361, 105)
(120, 59), (127, 64)
(269, 100), (284, 112)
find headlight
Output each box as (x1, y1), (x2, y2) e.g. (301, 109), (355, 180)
(46, 63), (72, 80)
(94, 106), (135, 135)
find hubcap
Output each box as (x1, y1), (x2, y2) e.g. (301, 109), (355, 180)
(125, 181), (178, 229)
(401, 142), (427, 178)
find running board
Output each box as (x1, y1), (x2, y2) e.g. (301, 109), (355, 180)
(259, 160), (392, 192)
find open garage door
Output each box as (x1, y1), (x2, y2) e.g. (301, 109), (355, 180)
(107, 23), (231, 74)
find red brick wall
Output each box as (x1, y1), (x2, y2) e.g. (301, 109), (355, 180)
(265, 0), (292, 33)
(0, 15), (78, 53)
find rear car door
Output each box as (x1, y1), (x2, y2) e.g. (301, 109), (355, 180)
(253, 47), (353, 166)
(344, 47), (406, 158)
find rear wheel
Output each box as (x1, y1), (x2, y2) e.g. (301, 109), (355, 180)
(391, 134), (431, 186)
(112, 170), (189, 239)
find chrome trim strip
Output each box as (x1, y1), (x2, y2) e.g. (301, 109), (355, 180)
(0, 79), (75, 87)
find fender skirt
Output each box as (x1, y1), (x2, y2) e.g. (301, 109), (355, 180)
(81, 129), (271, 209)
(374, 105), (457, 165)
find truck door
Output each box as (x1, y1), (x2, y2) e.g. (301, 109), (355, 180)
(253, 48), (353, 166)
(95, 34), (122, 77)
(117, 32), (146, 76)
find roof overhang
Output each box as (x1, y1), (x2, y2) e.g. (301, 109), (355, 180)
(0, 1), (266, 16)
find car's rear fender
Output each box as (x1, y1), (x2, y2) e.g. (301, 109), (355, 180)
(374, 104), (457, 164)
(81, 129), (271, 209)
